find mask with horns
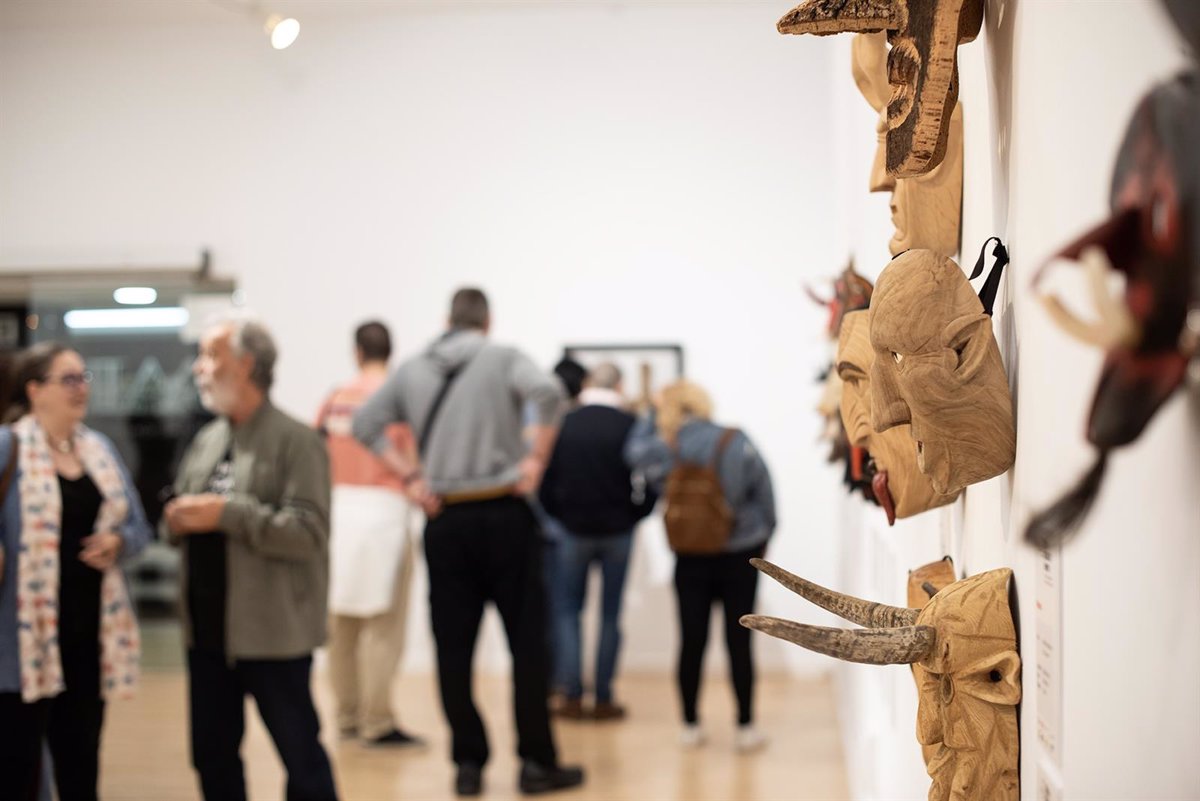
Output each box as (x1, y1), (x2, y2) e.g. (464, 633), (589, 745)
(1029, 71), (1200, 546)
(778, 0), (983, 177)
(742, 559), (1020, 801)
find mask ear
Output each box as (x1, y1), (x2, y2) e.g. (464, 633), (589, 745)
(941, 313), (993, 378)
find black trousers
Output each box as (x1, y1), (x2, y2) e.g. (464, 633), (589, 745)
(674, 544), (764, 726)
(424, 496), (558, 768)
(187, 650), (338, 801)
(0, 686), (105, 801)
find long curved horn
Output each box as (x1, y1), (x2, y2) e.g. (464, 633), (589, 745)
(750, 558), (920, 627)
(740, 615), (935, 665)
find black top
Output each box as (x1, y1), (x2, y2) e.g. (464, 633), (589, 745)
(539, 405), (656, 536)
(186, 445), (232, 653)
(58, 472), (103, 694)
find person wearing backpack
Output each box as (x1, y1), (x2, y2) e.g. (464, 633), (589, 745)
(624, 379), (776, 753)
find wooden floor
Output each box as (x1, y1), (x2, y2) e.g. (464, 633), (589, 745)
(99, 627), (850, 801)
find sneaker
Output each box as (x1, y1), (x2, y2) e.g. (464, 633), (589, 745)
(679, 723), (705, 748)
(734, 724), (767, 753)
(552, 697), (586, 720)
(590, 701), (626, 721)
(518, 762), (585, 795)
(365, 728), (426, 748)
(456, 763), (483, 797)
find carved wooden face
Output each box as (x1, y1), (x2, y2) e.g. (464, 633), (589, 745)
(742, 561), (1021, 801)
(868, 251), (1016, 495)
(884, 0), (982, 177)
(913, 570), (1021, 801)
(780, 0), (982, 177)
(836, 311), (874, 449)
(852, 32), (963, 256)
(838, 310), (958, 521)
(906, 556), (958, 770)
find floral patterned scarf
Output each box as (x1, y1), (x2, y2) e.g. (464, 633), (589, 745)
(13, 415), (140, 702)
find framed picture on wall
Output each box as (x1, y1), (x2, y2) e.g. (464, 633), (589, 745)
(562, 343), (684, 411)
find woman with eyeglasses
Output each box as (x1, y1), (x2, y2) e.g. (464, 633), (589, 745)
(0, 341), (152, 801)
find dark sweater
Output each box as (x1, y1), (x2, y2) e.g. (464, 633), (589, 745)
(539, 405), (655, 536)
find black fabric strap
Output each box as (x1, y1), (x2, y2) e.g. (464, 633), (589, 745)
(418, 360), (472, 456)
(970, 236), (1010, 316)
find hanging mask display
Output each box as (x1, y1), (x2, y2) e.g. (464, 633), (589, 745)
(810, 262), (877, 479)
(838, 310), (960, 523)
(1028, 71), (1200, 547)
(868, 250), (1016, 496)
(778, 0), (984, 177)
(852, 31), (964, 256)
(742, 559), (1020, 801)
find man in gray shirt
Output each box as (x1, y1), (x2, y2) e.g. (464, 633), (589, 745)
(353, 288), (584, 797)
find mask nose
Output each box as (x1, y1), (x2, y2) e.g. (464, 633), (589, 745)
(870, 359), (911, 431)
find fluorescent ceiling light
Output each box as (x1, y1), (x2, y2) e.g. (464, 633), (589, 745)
(266, 15), (300, 49)
(113, 287), (158, 305)
(65, 307), (190, 330)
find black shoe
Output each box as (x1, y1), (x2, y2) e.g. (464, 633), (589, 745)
(365, 728), (426, 748)
(518, 762), (585, 795)
(456, 763), (483, 797)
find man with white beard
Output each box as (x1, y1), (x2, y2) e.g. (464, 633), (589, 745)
(163, 318), (339, 801)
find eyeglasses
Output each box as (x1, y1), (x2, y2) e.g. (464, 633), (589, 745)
(41, 371), (94, 389)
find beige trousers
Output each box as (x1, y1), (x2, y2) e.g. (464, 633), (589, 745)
(328, 535), (414, 740)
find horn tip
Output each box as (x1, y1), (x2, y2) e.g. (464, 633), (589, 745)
(739, 614), (768, 630)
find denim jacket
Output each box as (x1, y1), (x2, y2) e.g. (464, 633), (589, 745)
(624, 415), (776, 553)
(0, 427), (153, 694)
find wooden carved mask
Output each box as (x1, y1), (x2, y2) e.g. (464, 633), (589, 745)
(743, 560), (1020, 801)
(837, 310), (959, 522)
(779, 0), (983, 177)
(908, 557), (959, 771)
(852, 31), (964, 256)
(868, 250), (1015, 495)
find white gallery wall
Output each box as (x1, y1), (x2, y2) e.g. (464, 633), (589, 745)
(0, 1), (847, 677)
(824, 1), (1200, 800)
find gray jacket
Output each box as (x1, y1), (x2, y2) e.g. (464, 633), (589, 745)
(165, 401), (330, 659)
(625, 415), (776, 552)
(353, 329), (563, 494)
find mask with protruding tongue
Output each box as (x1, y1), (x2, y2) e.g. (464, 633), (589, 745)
(872, 468), (897, 526)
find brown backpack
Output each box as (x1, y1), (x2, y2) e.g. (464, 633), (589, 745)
(663, 428), (737, 555)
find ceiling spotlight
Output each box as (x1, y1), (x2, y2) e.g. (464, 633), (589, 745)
(265, 14), (300, 50)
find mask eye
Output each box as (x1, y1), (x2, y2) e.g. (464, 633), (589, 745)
(892, 352), (904, 364)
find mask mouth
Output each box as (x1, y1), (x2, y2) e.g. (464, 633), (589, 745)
(872, 469), (897, 526)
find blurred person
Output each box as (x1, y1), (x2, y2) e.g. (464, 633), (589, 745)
(353, 288), (584, 797)
(0, 342), (152, 801)
(539, 355), (586, 705)
(163, 318), (338, 801)
(538, 362), (655, 721)
(625, 380), (776, 753)
(315, 321), (424, 747)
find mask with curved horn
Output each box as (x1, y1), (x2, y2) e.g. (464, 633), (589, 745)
(743, 561), (1020, 801)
